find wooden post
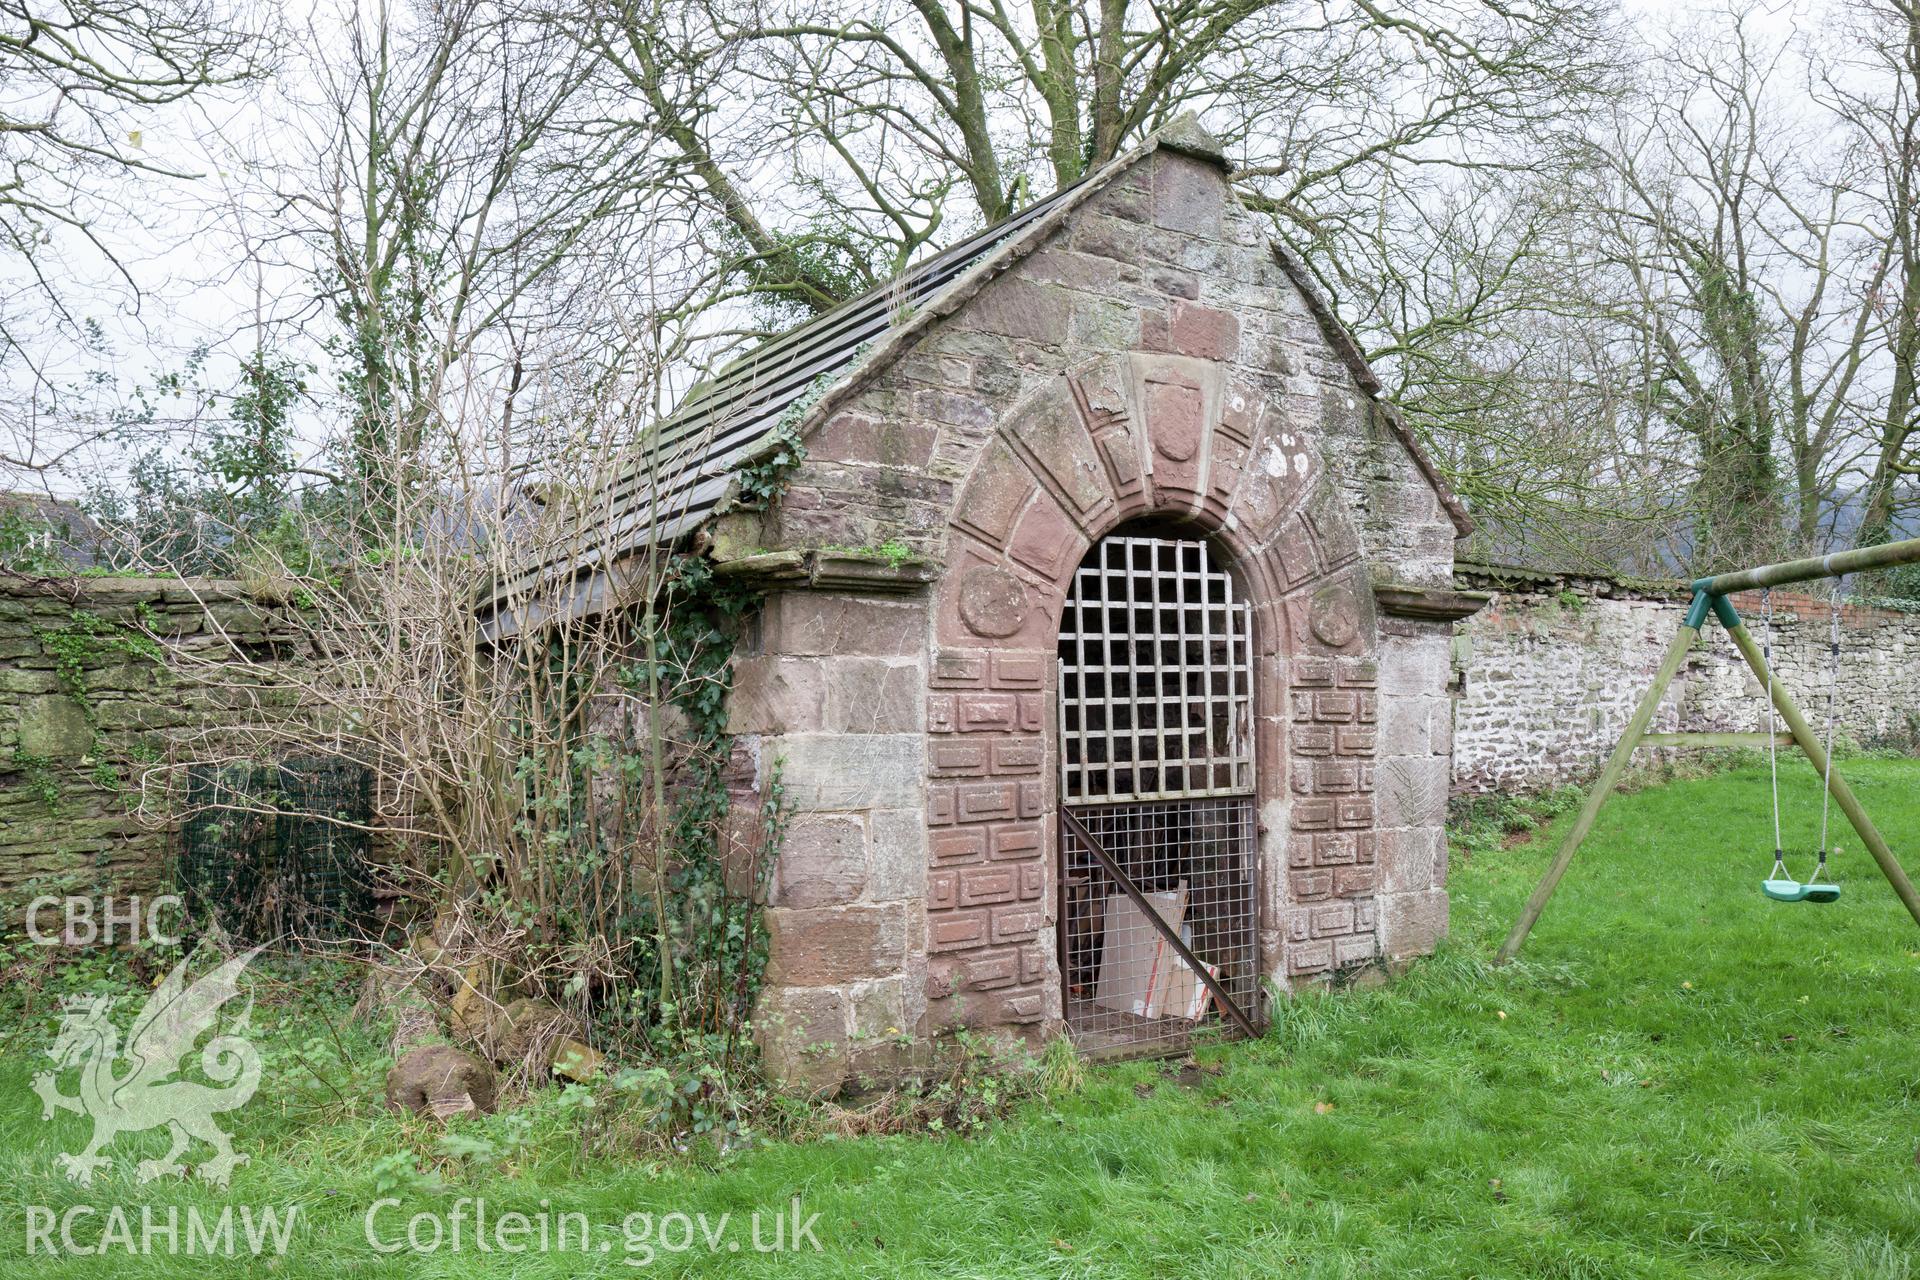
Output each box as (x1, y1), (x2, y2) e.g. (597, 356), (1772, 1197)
(1723, 622), (1920, 931)
(1495, 624), (1699, 965)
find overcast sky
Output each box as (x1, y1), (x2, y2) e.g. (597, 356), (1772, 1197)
(0, 0), (1847, 500)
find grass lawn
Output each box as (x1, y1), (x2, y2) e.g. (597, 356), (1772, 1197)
(4, 760), (1920, 1277)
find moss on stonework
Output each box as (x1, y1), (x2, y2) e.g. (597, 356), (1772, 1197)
(36, 608), (166, 716)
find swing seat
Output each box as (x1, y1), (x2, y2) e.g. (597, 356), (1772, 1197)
(1762, 877), (1812, 902)
(1760, 877), (1842, 904)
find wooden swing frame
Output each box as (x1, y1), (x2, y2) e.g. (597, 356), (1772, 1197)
(1496, 537), (1920, 965)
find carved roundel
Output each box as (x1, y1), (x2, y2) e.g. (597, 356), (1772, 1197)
(958, 565), (1029, 638)
(1309, 583), (1360, 649)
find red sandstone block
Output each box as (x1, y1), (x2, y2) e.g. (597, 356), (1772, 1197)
(1311, 903), (1355, 937)
(765, 904), (906, 984)
(962, 950), (1018, 990)
(930, 828), (987, 863)
(926, 695), (956, 733)
(1291, 870), (1334, 899)
(1019, 946), (1047, 983)
(1334, 934), (1377, 967)
(1315, 832), (1359, 866)
(928, 870), (958, 911)
(955, 693), (1020, 733)
(959, 865), (1019, 907)
(1314, 761), (1359, 793)
(1018, 861), (1044, 899)
(1296, 726), (1335, 756)
(990, 823), (1043, 860)
(1167, 301), (1240, 361)
(957, 782), (1018, 822)
(1337, 729), (1376, 756)
(990, 904), (1046, 944)
(931, 651), (988, 689)
(1294, 657), (1336, 687)
(1294, 799), (1336, 831)
(1334, 866), (1377, 897)
(929, 908), (990, 952)
(1017, 693), (1046, 732)
(1337, 658), (1379, 687)
(991, 653), (1047, 688)
(1290, 940), (1333, 973)
(930, 742), (989, 777)
(1315, 690), (1358, 722)
(991, 738), (1045, 774)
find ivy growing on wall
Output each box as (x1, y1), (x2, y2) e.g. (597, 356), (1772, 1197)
(728, 342), (870, 512)
(604, 553), (787, 1063)
(37, 608), (165, 718)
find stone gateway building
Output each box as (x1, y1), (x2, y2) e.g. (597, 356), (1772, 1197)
(541, 117), (1482, 1088)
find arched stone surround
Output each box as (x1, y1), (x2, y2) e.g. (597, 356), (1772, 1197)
(922, 350), (1383, 1041)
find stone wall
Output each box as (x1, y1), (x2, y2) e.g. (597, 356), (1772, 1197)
(0, 576), (315, 909)
(1452, 564), (1920, 794)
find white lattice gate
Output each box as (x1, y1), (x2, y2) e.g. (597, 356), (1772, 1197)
(1057, 534), (1261, 1054)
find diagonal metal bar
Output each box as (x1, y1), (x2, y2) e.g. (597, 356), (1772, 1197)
(1059, 809), (1260, 1039)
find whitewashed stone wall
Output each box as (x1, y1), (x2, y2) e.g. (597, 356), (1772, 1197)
(1452, 565), (1920, 795)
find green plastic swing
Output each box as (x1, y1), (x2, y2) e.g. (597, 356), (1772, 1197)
(1757, 587), (1843, 906)
(1762, 851), (1841, 904)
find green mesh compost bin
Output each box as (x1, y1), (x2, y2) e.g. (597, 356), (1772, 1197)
(178, 755), (373, 943)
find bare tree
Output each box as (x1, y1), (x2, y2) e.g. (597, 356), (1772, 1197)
(561, 0), (1614, 327)
(0, 0), (267, 476)
(1826, 0), (1920, 551)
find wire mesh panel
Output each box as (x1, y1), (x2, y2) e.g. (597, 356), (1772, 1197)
(1057, 534), (1260, 1054)
(1060, 799), (1259, 1053)
(179, 755), (374, 944)
(1059, 536), (1253, 804)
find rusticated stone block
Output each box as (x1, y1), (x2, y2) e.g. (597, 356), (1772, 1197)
(764, 903), (908, 985)
(868, 808), (928, 900)
(776, 734), (925, 811)
(726, 656), (827, 735)
(1379, 889), (1449, 959)
(760, 592), (926, 659)
(754, 986), (849, 1093)
(1380, 827), (1446, 894)
(775, 814), (867, 909)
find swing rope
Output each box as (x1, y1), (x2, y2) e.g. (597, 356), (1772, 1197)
(1759, 581), (1846, 903)
(1763, 589), (1787, 881)
(1814, 579), (1843, 885)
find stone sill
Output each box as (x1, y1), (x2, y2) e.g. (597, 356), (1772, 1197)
(1373, 582), (1491, 623)
(713, 549), (936, 595)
